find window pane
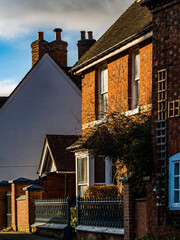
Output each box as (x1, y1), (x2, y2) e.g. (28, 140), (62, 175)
(77, 158), (87, 184)
(101, 93), (108, 115)
(174, 177), (179, 189)
(174, 191), (179, 203)
(134, 51), (140, 80)
(78, 185), (88, 197)
(101, 69), (108, 93)
(175, 163), (179, 175)
(95, 156), (105, 183)
(133, 80), (139, 108)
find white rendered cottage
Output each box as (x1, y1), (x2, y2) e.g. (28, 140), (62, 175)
(0, 30), (81, 180)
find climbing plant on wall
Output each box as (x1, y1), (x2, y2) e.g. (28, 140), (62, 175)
(87, 113), (153, 195)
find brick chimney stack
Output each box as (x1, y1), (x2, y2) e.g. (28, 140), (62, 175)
(88, 31), (93, 40)
(54, 28), (62, 40)
(77, 31), (96, 59)
(31, 29), (68, 68)
(38, 32), (44, 41)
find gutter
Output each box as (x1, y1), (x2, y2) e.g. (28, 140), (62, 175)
(72, 24), (152, 74)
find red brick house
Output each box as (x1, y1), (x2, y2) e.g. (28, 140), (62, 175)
(37, 134), (79, 202)
(68, 0), (153, 198)
(136, 0), (180, 238)
(68, 0), (180, 239)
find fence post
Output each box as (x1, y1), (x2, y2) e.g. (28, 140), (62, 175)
(64, 196), (71, 240)
(77, 195), (81, 225)
(67, 196), (70, 227)
(123, 180), (134, 240)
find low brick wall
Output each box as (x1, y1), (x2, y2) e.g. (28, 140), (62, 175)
(17, 197), (29, 232)
(36, 227), (65, 239)
(76, 229), (124, 240)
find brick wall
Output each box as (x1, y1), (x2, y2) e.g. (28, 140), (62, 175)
(11, 181), (32, 231)
(147, 0), (180, 237)
(82, 69), (97, 126)
(17, 198), (29, 232)
(16, 189), (43, 232)
(40, 172), (76, 204)
(81, 42), (152, 134)
(135, 199), (148, 238)
(28, 190), (43, 226)
(123, 181), (134, 240)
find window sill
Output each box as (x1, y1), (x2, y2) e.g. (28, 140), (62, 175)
(93, 116), (107, 126)
(169, 205), (180, 211)
(94, 183), (106, 185)
(125, 107), (140, 116)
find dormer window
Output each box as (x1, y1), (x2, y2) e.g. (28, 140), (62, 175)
(99, 66), (108, 119)
(132, 49), (140, 109)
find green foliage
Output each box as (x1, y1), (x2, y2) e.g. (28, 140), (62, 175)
(6, 226), (12, 231)
(136, 234), (158, 240)
(87, 114), (153, 195)
(136, 234), (180, 240)
(70, 206), (78, 228)
(85, 184), (119, 198)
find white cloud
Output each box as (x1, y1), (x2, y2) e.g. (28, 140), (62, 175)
(0, 0), (133, 39)
(0, 79), (17, 96)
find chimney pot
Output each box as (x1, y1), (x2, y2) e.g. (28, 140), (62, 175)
(38, 32), (44, 41)
(80, 31), (86, 40)
(53, 28), (62, 40)
(88, 31), (93, 40)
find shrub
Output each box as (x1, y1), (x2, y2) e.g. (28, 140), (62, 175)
(70, 206), (78, 228)
(85, 184), (119, 198)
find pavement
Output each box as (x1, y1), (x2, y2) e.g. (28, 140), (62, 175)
(0, 232), (60, 240)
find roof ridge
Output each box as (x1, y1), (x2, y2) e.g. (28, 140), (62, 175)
(73, 0), (152, 71)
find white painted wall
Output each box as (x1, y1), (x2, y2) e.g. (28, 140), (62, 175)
(0, 54), (81, 180)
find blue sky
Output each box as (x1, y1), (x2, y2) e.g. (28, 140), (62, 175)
(0, 0), (133, 96)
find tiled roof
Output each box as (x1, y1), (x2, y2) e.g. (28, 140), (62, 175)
(67, 129), (96, 151)
(63, 67), (81, 90)
(73, 0), (152, 71)
(46, 135), (80, 171)
(0, 97), (8, 109)
(67, 125), (111, 151)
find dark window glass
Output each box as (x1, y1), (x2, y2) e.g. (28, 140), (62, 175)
(95, 156), (105, 183)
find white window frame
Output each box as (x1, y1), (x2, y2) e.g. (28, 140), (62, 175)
(94, 156), (112, 185)
(76, 153), (89, 197)
(75, 151), (112, 196)
(169, 152), (180, 210)
(132, 49), (140, 109)
(98, 66), (108, 119)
